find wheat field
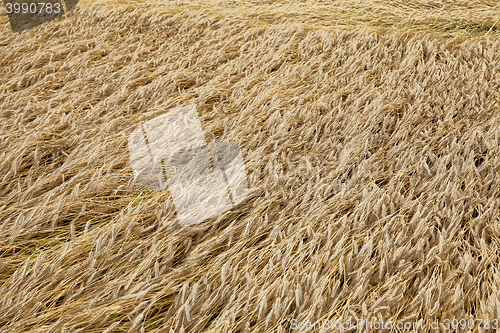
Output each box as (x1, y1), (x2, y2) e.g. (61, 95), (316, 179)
(1, 1), (500, 332)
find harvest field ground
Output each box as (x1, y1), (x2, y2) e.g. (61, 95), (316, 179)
(1, 0), (500, 332)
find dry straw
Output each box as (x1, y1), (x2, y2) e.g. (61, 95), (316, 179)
(1, 1), (500, 332)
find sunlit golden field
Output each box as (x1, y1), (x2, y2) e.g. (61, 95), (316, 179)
(1, 1), (500, 332)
